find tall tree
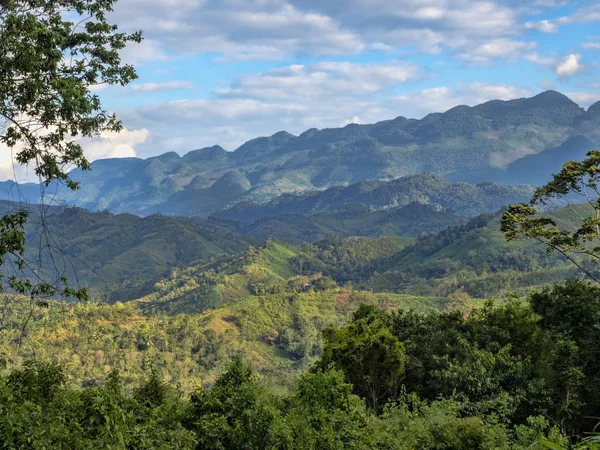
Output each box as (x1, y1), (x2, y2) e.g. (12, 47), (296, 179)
(501, 150), (600, 282)
(0, 0), (141, 298)
(317, 305), (406, 412)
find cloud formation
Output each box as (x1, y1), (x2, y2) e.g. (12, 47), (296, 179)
(129, 81), (196, 93)
(0, 128), (149, 183)
(524, 4), (600, 34)
(555, 54), (584, 77)
(3, 0), (594, 170)
(110, 0), (532, 64)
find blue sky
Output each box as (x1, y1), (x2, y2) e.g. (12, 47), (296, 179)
(70, 0), (600, 160)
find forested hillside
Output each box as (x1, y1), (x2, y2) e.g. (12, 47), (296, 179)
(5, 200), (588, 304)
(0, 202), (254, 301)
(5, 228), (580, 390)
(0, 178), (536, 301)
(214, 202), (467, 242)
(2, 143), (600, 450)
(215, 173), (534, 222)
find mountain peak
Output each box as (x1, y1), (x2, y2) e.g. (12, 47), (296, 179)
(151, 151), (180, 161)
(271, 131), (295, 139)
(588, 101), (600, 115)
(210, 169), (251, 197)
(299, 128), (320, 138)
(183, 145), (228, 162)
(526, 90), (580, 108)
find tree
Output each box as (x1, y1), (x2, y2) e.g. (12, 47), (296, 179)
(284, 369), (369, 449)
(317, 305), (406, 411)
(0, 0), (141, 299)
(185, 359), (282, 449)
(444, 289), (476, 315)
(501, 150), (600, 282)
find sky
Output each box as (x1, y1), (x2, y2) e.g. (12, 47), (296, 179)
(3, 0), (600, 180)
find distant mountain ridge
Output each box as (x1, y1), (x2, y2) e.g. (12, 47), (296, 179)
(215, 173), (534, 223)
(2, 90), (598, 217)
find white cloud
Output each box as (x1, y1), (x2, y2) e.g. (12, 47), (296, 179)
(0, 128), (149, 182)
(129, 81), (196, 93)
(215, 61), (423, 100)
(582, 42), (600, 50)
(393, 83), (531, 114)
(523, 4), (600, 34)
(119, 39), (168, 65)
(525, 19), (560, 33)
(343, 116), (362, 125)
(555, 53), (584, 77)
(525, 52), (556, 66)
(529, 0), (566, 6)
(459, 39), (537, 65)
(78, 128), (149, 161)
(111, 0), (364, 61)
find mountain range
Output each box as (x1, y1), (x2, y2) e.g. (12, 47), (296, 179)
(1, 90), (597, 220)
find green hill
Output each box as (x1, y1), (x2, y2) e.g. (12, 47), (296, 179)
(214, 202), (467, 242)
(0, 202), (255, 301)
(141, 236), (413, 315)
(362, 211), (583, 298)
(0, 288), (443, 390)
(215, 173), (534, 223)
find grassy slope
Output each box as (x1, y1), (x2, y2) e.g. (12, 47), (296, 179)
(143, 237), (414, 315)
(0, 289), (445, 391)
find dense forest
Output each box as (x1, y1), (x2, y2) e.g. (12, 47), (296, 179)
(1, 280), (599, 449)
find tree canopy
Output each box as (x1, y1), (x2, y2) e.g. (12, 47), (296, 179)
(0, 0), (140, 298)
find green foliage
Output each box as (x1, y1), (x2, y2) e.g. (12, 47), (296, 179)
(3, 200), (586, 304)
(0, 360), (195, 449)
(368, 396), (514, 450)
(0, 358), (572, 449)
(0, 0), (140, 300)
(144, 236), (412, 315)
(318, 306), (406, 411)
(186, 359), (282, 450)
(283, 369), (369, 449)
(365, 211), (579, 298)
(502, 150), (600, 282)
(529, 281), (600, 435)
(0, 286), (442, 391)
(292, 235), (412, 283)
(10, 204), (254, 301)
(0, 0), (140, 186)
(312, 281), (600, 439)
